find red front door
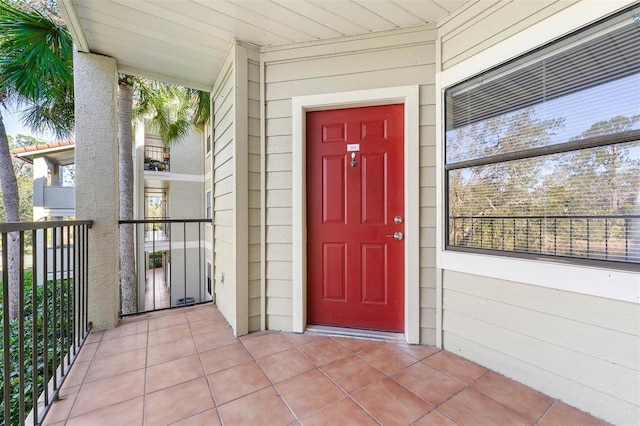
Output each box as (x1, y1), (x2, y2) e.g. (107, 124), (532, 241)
(306, 104), (404, 332)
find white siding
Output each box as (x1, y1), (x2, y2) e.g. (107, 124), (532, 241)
(437, 2), (640, 424)
(247, 51), (262, 332)
(212, 46), (240, 333)
(438, 0), (579, 70)
(442, 271), (639, 425)
(211, 41), (259, 336)
(262, 26), (438, 338)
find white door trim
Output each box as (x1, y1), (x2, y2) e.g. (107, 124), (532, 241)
(292, 85), (420, 344)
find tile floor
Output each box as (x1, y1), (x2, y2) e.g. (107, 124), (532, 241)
(43, 304), (609, 426)
(144, 268), (170, 311)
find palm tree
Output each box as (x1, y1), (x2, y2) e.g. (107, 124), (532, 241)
(0, 0), (73, 320)
(118, 77), (210, 314)
(0, 0), (209, 317)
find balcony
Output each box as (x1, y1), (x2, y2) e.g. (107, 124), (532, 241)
(39, 304), (608, 425)
(0, 220), (611, 425)
(143, 146), (170, 172)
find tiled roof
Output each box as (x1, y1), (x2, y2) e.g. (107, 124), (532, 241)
(13, 140), (75, 155)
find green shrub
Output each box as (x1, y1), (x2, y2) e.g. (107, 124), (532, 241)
(0, 271), (74, 426)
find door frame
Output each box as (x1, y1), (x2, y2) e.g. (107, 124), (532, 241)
(292, 86), (420, 343)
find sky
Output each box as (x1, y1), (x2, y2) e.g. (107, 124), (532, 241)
(2, 107), (57, 142)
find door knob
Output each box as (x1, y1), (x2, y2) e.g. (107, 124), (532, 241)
(386, 231), (404, 240)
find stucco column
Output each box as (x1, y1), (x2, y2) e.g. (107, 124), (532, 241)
(73, 51), (119, 330)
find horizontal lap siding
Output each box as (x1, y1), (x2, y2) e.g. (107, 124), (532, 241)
(442, 271), (640, 425)
(438, 2), (637, 424)
(439, 0), (579, 70)
(247, 54), (261, 332)
(212, 54), (236, 327)
(263, 26), (438, 336)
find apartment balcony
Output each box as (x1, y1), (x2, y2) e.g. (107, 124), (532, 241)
(143, 146), (170, 173)
(38, 304), (608, 425)
(0, 220), (613, 425)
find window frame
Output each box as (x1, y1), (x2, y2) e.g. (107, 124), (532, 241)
(442, 3), (640, 272)
(205, 190), (212, 220)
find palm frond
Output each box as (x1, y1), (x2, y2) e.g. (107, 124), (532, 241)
(0, 0), (74, 139)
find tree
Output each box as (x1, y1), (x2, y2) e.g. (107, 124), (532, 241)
(0, 0), (73, 320)
(118, 77), (210, 314)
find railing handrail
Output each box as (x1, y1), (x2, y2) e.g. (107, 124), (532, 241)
(0, 220), (93, 233)
(451, 215), (640, 220)
(119, 218), (211, 224)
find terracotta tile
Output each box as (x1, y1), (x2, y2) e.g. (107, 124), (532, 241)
(147, 335), (197, 366)
(75, 342), (99, 363)
(439, 389), (529, 426)
(358, 343), (417, 374)
(148, 323), (191, 347)
(193, 328), (238, 352)
(144, 377), (215, 425)
(185, 304), (219, 322)
(472, 372), (554, 422)
(189, 318), (223, 336)
(94, 332), (147, 358)
(84, 347), (146, 383)
(84, 331), (103, 344)
(298, 339), (353, 366)
(199, 342), (254, 375)
(393, 343), (441, 360)
(102, 319), (148, 341)
(62, 360), (90, 388)
(218, 386), (294, 425)
(538, 401), (610, 426)
(58, 384), (81, 399)
(66, 396), (143, 426)
(321, 355), (385, 393)
(276, 369), (347, 418)
(148, 310), (188, 330)
(241, 332), (293, 359)
(332, 336), (383, 353)
(172, 408), (221, 426)
(392, 362), (465, 406)
(209, 362), (271, 405)
(41, 393), (76, 424)
(281, 332), (332, 347)
(302, 398), (378, 425)
(146, 354), (205, 393)
(70, 369), (145, 417)
(413, 409), (459, 426)
(423, 351), (488, 384)
(352, 378), (431, 425)
(256, 348), (315, 383)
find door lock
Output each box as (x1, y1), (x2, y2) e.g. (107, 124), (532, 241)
(394, 216), (403, 224)
(386, 231), (404, 241)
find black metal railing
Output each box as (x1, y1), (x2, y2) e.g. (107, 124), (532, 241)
(449, 215), (640, 265)
(0, 220), (93, 426)
(143, 146), (170, 172)
(143, 217), (170, 243)
(118, 219), (211, 316)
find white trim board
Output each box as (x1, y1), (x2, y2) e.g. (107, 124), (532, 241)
(292, 85), (420, 344)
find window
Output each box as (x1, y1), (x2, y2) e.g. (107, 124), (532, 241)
(206, 134), (211, 155)
(206, 190), (212, 220)
(445, 6), (640, 267)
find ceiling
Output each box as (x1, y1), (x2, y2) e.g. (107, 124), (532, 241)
(59, 0), (466, 91)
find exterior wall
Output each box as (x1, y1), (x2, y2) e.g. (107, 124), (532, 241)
(262, 26), (438, 339)
(439, 0), (579, 70)
(247, 51), (262, 332)
(436, 1), (640, 424)
(211, 41), (257, 336)
(442, 271), (639, 425)
(73, 50), (119, 330)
